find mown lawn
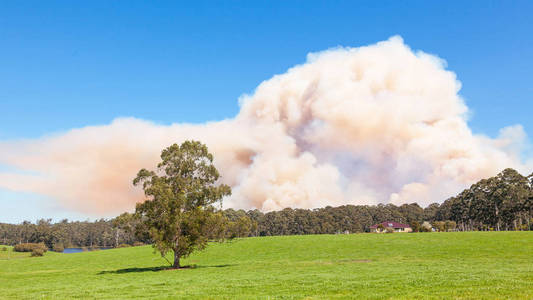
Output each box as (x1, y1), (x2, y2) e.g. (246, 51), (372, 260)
(1, 232), (532, 299)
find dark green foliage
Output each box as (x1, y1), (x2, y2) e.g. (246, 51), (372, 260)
(0, 218), (144, 249)
(223, 209), (256, 238)
(1, 246), (7, 251)
(398, 203), (424, 224)
(435, 168), (532, 231)
(112, 212), (148, 248)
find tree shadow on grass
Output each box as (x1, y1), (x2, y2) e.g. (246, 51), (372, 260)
(97, 264), (235, 275)
(193, 264), (236, 269)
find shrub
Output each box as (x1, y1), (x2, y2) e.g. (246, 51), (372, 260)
(444, 220), (457, 231)
(385, 227), (394, 233)
(31, 248), (45, 257)
(432, 221), (446, 232)
(52, 243), (64, 253)
(117, 244), (131, 248)
(133, 241), (145, 247)
(14, 243), (48, 253)
(421, 221), (432, 232)
(1, 247), (7, 251)
(410, 221), (421, 232)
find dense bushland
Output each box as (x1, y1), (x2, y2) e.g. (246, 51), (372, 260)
(1, 168), (531, 248)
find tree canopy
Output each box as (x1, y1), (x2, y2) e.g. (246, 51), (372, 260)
(133, 141), (231, 268)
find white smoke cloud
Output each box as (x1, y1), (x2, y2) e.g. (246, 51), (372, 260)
(0, 36), (530, 214)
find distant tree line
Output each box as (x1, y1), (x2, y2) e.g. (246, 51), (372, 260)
(0, 219), (128, 249)
(437, 168), (532, 231)
(0, 214), (255, 249)
(1, 168), (531, 248)
(247, 168), (532, 234)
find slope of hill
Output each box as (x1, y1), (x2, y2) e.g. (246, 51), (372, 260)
(1, 232), (532, 299)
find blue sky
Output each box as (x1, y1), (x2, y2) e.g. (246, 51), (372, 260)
(1, 1), (532, 222)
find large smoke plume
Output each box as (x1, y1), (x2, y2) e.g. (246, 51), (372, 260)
(0, 36), (531, 215)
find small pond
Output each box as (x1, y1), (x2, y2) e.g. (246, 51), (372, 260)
(63, 247), (112, 254)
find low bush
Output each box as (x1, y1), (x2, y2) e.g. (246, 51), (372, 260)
(421, 221), (432, 232)
(432, 221), (446, 232)
(385, 227), (394, 233)
(117, 244), (131, 248)
(1, 247), (7, 251)
(52, 243), (64, 252)
(14, 243), (48, 253)
(31, 248), (45, 257)
(133, 242), (145, 247)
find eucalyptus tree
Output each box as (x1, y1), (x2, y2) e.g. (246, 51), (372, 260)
(435, 198), (454, 222)
(450, 192), (471, 231)
(133, 141), (231, 269)
(492, 169), (530, 230)
(398, 203), (424, 224)
(468, 178), (494, 230)
(423, 203), (440, 222)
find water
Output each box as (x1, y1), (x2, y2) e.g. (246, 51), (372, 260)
(63, 247), (112, 254)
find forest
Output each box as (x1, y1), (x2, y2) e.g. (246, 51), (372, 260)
(1, 168), (531, 249)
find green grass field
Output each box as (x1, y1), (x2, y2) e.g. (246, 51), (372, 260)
(1, 232), (532, 299)
(0, 246), (31, 260)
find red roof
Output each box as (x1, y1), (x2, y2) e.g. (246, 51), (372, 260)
(370, 221), (411, 229)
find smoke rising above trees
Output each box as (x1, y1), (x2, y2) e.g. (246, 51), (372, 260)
(0, 36), (531, 215)
(2, 168), (531, 249)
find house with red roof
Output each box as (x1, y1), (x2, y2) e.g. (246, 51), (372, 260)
(370, 221), (412, 233)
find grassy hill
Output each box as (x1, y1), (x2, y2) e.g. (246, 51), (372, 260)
(1, 232), (532, 299)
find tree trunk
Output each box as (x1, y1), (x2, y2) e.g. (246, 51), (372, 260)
(173, 250), (180, 269)
(495, 203), (501, 231)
